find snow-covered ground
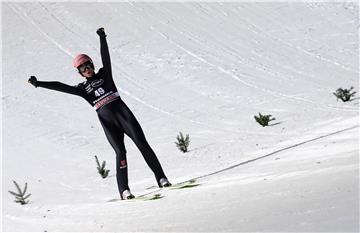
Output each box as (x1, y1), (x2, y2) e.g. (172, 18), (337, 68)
(2, 2), (359, 232)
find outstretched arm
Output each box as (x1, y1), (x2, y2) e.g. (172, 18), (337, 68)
(28, 76), (84, 97)
(97, 28), (112, 77)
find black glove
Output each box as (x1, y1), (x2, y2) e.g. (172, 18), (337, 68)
(28, 76), (38, 88)
(96, 27), (106, 37)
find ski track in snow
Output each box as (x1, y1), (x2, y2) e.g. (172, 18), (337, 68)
(150, 3), (320, 85)
(126, 2), (358, 112)
(243, 6), (356, 73)
(7, 3), (74, 58)
(138, 124), (359, 197)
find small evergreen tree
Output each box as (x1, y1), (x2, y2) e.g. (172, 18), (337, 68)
(175, 132), (190, 153)
(333, 87), (356, 102)
(8, 180), (31, 205)
(95, 155), (110, 178)
(254, 113), (276, 127)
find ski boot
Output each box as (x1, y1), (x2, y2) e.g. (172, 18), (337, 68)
(159, 178), (172, 188)
(121, 190), (135, 200)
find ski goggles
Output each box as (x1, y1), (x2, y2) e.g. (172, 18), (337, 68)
(77, 61), (93, 73)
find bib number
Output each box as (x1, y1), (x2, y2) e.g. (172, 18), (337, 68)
(95, 88), (105, 97)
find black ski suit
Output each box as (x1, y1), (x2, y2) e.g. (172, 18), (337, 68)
(35, 34), (167, 195)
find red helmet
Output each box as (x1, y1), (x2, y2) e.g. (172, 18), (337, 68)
(73, 54), (93, 68)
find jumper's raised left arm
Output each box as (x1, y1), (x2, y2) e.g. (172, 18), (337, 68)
(97, 28), (112, 77)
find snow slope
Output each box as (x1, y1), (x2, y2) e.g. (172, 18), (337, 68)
(2, 2), (359, 232)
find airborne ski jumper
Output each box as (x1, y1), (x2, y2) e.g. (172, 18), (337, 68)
(28, 28), (171, 200)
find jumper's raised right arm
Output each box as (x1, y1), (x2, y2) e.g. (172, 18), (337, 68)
(28, 76), (83, 97)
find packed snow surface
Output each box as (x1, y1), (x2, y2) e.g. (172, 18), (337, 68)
(2, 2), (359, 232)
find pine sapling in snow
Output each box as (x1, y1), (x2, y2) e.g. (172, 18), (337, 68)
(95, 155), (110, 178)
(8, 180), (31, 205)
(175, 132), (190, 153)
(333, 87), (356, 102)
(254, 113), (276, 127)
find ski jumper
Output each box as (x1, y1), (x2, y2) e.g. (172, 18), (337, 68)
(36, 35), (167, 195)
